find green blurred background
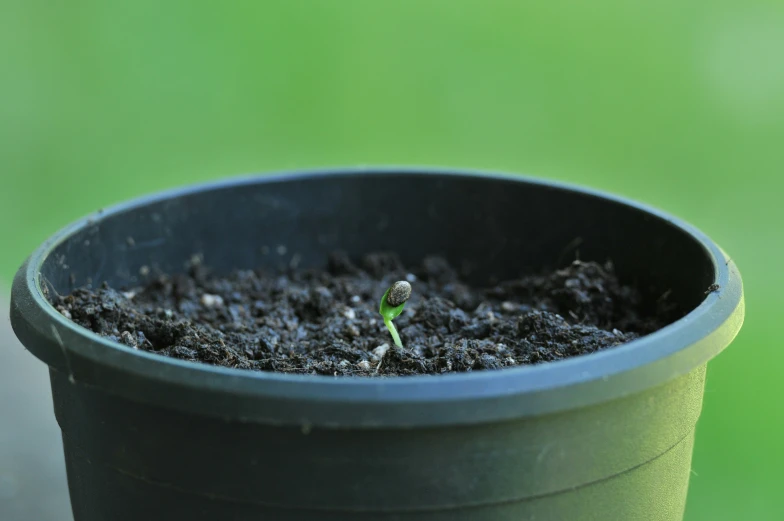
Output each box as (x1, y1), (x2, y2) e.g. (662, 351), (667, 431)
(1, 1), (781, 519)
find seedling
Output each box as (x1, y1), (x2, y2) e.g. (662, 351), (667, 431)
(379, 281), (412, 348)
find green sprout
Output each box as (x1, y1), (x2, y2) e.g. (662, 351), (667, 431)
(379, 281), (412, 348)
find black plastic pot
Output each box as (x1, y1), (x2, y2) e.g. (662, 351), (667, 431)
(10, 168), (744, 521)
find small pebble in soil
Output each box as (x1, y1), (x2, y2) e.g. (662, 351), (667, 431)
(371, 344), (390, 361)
(49, 252), (682, 377)
(201, 294), (224, 308)
(120, 331), (137, 349)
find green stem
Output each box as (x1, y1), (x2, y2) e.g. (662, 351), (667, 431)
(384, 318), (403, 348)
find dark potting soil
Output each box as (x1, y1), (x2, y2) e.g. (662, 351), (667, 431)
(50, 252), (681, 377)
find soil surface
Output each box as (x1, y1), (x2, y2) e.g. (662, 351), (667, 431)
(51, 252), (680, 376)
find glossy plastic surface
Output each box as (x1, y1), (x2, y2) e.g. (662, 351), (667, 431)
(10, 168), (744, 520)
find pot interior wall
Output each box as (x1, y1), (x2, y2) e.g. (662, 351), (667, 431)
(40, 172), (714, 317)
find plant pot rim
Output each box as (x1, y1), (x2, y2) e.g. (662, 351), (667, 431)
(10, 167), (744, 427)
